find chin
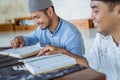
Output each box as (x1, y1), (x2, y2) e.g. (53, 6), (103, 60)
(97, 29), (109, 36)
(96, 28), (102, 33)
(40, 26), (47, 30)
(94, 25), (102, 32)
(41, 27), (46, 30)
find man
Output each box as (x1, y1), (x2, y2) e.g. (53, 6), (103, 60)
(11, 0), (85, 56)
(38, 0), (120, 80)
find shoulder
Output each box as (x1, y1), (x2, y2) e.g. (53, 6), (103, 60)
(93, 33), (112, 49)
(61, 18), (81, 35)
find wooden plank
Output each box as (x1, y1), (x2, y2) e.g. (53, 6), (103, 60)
(0, 24), (14, 31)
(15, 25), (37, 31)
(69, 19), (94, 30)
(54, 68), (106, 80)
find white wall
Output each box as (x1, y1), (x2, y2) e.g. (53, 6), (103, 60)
(52, 0), (91, 20)
(0, 0), (30, 23)
(0, 0), (91, 23)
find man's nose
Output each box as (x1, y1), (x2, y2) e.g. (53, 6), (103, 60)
(90, 14), (94, 21)
(34, 19), (40, 25)
(90, 12), (95, 21)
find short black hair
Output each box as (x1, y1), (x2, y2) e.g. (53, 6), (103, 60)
(91, 0), (120, 12)
(91, 0), (120, 2)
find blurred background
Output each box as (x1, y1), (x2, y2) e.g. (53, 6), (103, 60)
(0, 0), (91, 23)
(0, 0), (96, 53)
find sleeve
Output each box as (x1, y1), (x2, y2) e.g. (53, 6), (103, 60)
(23, 27), (40, 46)
(84, 33), (101, 70)
(64, 29), (85, 56)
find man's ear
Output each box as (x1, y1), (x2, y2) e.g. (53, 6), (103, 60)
(114, 4), (120, 18)
(47, 6), (54, 17)
(118, 6), (120, 18)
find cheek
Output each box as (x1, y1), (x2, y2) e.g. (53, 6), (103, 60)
(94, 15), (107, 32)
(45, 17), (51, 25)
(97, 15), (112, 33)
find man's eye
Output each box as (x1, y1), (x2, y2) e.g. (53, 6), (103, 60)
(32, 16), (40, 20)
(36, 16), (40, 19)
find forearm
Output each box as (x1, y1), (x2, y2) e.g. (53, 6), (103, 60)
(61, 48), (89, 67)
(23, 36), (38, 46)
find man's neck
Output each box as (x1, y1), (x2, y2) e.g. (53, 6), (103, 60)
(111, 27), (120, 46)
(49, 15), (60, 33)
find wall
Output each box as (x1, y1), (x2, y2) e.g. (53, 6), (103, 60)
(53, 0), (91, 20)
(0, 0), (29, 23)
(0, 0), (91, 23)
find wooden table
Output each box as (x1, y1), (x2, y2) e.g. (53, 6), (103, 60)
(55, 68), (106, 80)
(0, 53), (105, 80)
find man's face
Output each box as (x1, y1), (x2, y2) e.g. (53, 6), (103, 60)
(31, 10), (52, 30)
(90, 1), (117, 34)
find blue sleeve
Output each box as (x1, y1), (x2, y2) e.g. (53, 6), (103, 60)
(64, 29), (85, 56)
(23, 27), (40, 46)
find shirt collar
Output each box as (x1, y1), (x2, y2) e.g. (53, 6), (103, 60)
(101, 34), (120, 48)
(48, 18), (62, 37)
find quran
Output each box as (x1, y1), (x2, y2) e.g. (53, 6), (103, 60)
(0, 45), (42, 58)
(19, 53), (76, 75)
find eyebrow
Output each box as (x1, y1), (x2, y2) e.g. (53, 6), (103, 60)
(91, 5), (98, 9)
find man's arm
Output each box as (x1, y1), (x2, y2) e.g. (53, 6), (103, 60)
(64, 29), (85, 56)
(37, 45), (89, 67)
(62, 48), (89, 67)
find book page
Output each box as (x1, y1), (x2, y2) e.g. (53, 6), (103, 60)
(20, 53), (62, 63)
(23, 53), (76, 75)
(0, 45), (43, 58)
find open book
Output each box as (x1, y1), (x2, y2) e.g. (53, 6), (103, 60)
(0, 45), (43, 58)
(19, 53), (76, 75)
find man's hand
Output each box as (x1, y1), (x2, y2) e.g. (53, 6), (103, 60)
(37, 45), (89, 67)
(11, 36), (25, 49)
(37, 45), (65, 56)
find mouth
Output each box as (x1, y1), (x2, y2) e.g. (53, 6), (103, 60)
(40, 23), (46, 29)
(93, 21), (98, 28)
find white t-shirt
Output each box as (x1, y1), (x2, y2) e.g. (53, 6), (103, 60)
(84, 33), (120, 80)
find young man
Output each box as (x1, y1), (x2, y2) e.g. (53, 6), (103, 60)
(11, 0), (85, 56)
(38, 0), (120, 80)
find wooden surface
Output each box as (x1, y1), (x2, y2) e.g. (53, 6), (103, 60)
(54, 68), (106, 80)
(0, 47), (105, 80)
(0, 23), (14, 31)
(14, 17), (37, 31)
(15, 25), (37, 31)
(69, 19), (94, 30)
(0, 52), (105, 80)
(0, 17), (93, 31)
(14, 17), (32, 25)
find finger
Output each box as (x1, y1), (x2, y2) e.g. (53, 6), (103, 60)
(20, 42), (24, 47)
(11, 40), (14, 48)
(45, 51), (54, 55)
(14, 38), (20, 49)
(11, 39), (18, 49)
(36, 48), (49, 57)
(36, 45), (53, 57)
